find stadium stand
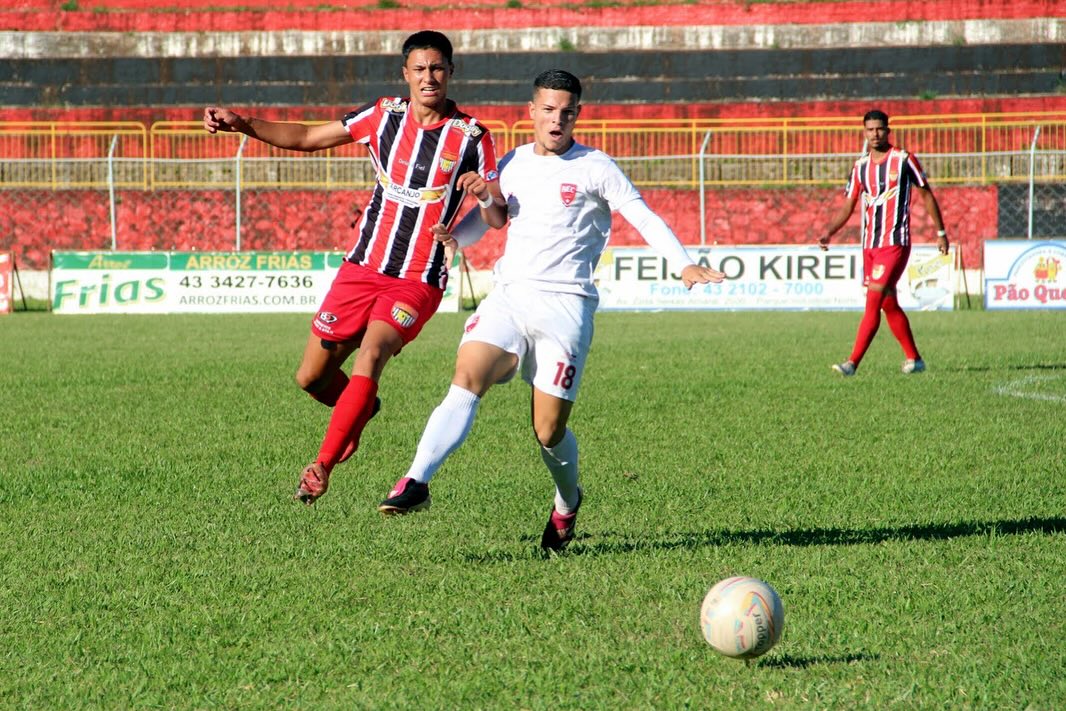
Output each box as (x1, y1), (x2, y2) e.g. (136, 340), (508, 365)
(0, 0), (1063, 280)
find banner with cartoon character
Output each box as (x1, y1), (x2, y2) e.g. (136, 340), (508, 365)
(984, 240), (1066, 310)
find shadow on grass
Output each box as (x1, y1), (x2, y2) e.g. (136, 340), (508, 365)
(462, 515), (1066, 563)
(757, 651), (878, 669)
(955, 362), (1066, 372)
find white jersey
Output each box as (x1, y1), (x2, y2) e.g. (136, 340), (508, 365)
(492, 141), (687, 298)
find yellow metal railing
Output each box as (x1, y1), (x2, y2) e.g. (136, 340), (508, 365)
(0, 114), (1062, 189)
(0, 122), (147, 189)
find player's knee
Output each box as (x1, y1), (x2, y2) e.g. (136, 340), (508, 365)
(533, 420), (565, 449)
(295, 367), (323, 393)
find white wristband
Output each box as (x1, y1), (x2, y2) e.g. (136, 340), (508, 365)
(477, 193), (493, 209)
(936, 230), (947, 237)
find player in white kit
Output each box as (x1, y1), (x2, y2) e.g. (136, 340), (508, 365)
(378, 70), (725, 549)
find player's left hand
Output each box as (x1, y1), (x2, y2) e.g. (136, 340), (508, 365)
(428, 223), (454, 249)
(680, 264), (726, 289)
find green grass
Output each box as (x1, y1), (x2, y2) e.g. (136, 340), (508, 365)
(1, 310), (1064, 708)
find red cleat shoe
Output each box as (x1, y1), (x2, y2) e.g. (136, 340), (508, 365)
(540, 488), (582, 551)
(294, 462), (330, 505)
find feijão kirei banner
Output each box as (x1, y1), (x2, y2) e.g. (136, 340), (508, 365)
(984, 240), (1066, 310)
(50, 251), (460, 315)
(594, 245), (955, 311)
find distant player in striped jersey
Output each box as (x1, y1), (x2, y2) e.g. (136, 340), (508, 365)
(820, 109), (949, 376)
(203, 31), (501, 504)
(376, 70), (726, 550)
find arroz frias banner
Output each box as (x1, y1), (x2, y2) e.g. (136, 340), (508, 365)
(51, 251), (461, 315)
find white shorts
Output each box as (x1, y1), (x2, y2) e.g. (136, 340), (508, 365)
(459, 282), (596, 402)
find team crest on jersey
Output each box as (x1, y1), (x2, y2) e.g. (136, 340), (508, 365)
(449, 118), (482, 137)
(380, 97), (407, 114)
(391, 302), (419, 329)
(439, 151), (458, 174)
(560, 183), (578, 206)
(872, 264), (886, 280)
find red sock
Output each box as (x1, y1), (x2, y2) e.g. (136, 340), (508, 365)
(307, 370), (349, 407)
(849, 289), (885, 366)
(316, 375), (379, 471)
(882, 293), (920, 360)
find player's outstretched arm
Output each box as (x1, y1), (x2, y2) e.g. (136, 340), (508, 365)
(202, 106), (351, 152)
(617, 198), (723, 289)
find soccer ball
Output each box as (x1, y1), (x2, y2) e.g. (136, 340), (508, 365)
(699, 576), (784, 659)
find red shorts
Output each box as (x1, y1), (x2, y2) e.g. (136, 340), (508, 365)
(311, 261), (443, 345)
(862, 245), (911, 290)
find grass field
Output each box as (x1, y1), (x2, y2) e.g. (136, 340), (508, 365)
(1, 309), (1064, 709)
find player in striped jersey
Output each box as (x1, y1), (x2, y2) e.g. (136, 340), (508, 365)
(819, 109), (949, 376)
(203, 31), (502, 504)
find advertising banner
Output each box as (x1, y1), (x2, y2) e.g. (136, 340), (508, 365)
(595, 245), (955, 311)
(51, 251), (461, 315)
(984, 240), (1066, 310)
(0, 252), (11, 314)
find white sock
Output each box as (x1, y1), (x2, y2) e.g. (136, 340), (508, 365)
(541, 428), (580, 514)
(406, 384), (481, 484)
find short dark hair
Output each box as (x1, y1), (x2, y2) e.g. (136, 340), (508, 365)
(402, 30), (454, 66)
(863, 109), (889, 125)
(533, 69), (582, 101)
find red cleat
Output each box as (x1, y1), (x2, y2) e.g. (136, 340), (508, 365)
(294, 462), (330, 505)
(540, 489), (583, 551)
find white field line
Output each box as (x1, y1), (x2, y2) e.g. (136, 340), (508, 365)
(992, 375), (1066, 403)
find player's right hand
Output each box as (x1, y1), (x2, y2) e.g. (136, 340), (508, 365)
(203, 107), (245, 134)
(455, 170), (498, 206)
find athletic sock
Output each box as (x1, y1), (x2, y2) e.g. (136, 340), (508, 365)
(405, 384), (481, 484)
(882, 293), (920, 360)
(541, 428), (580, 514)
(848, 289), (885, 367)
(316, 375), (378, 471)
(308, 370), (349, 407)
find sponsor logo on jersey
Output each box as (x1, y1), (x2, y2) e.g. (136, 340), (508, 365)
(560, 183), (578, 206)
(391, 302), (419, 329)
(485, 169), (499, 181)
(378, 171), (447, 208)
(380, 97), (407, 114)
(863, 186), (899, 209)
(439, 151), (458, 174)
(449, 118), (482, 137)
(464, 314), (480, 333)
(317, 311), (338, 324)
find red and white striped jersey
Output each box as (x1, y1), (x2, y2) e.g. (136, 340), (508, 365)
(342, 97), (498, 289)
(845, 146), (929, 249)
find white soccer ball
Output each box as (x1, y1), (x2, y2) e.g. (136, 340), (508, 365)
(699, 576), (784, 659)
